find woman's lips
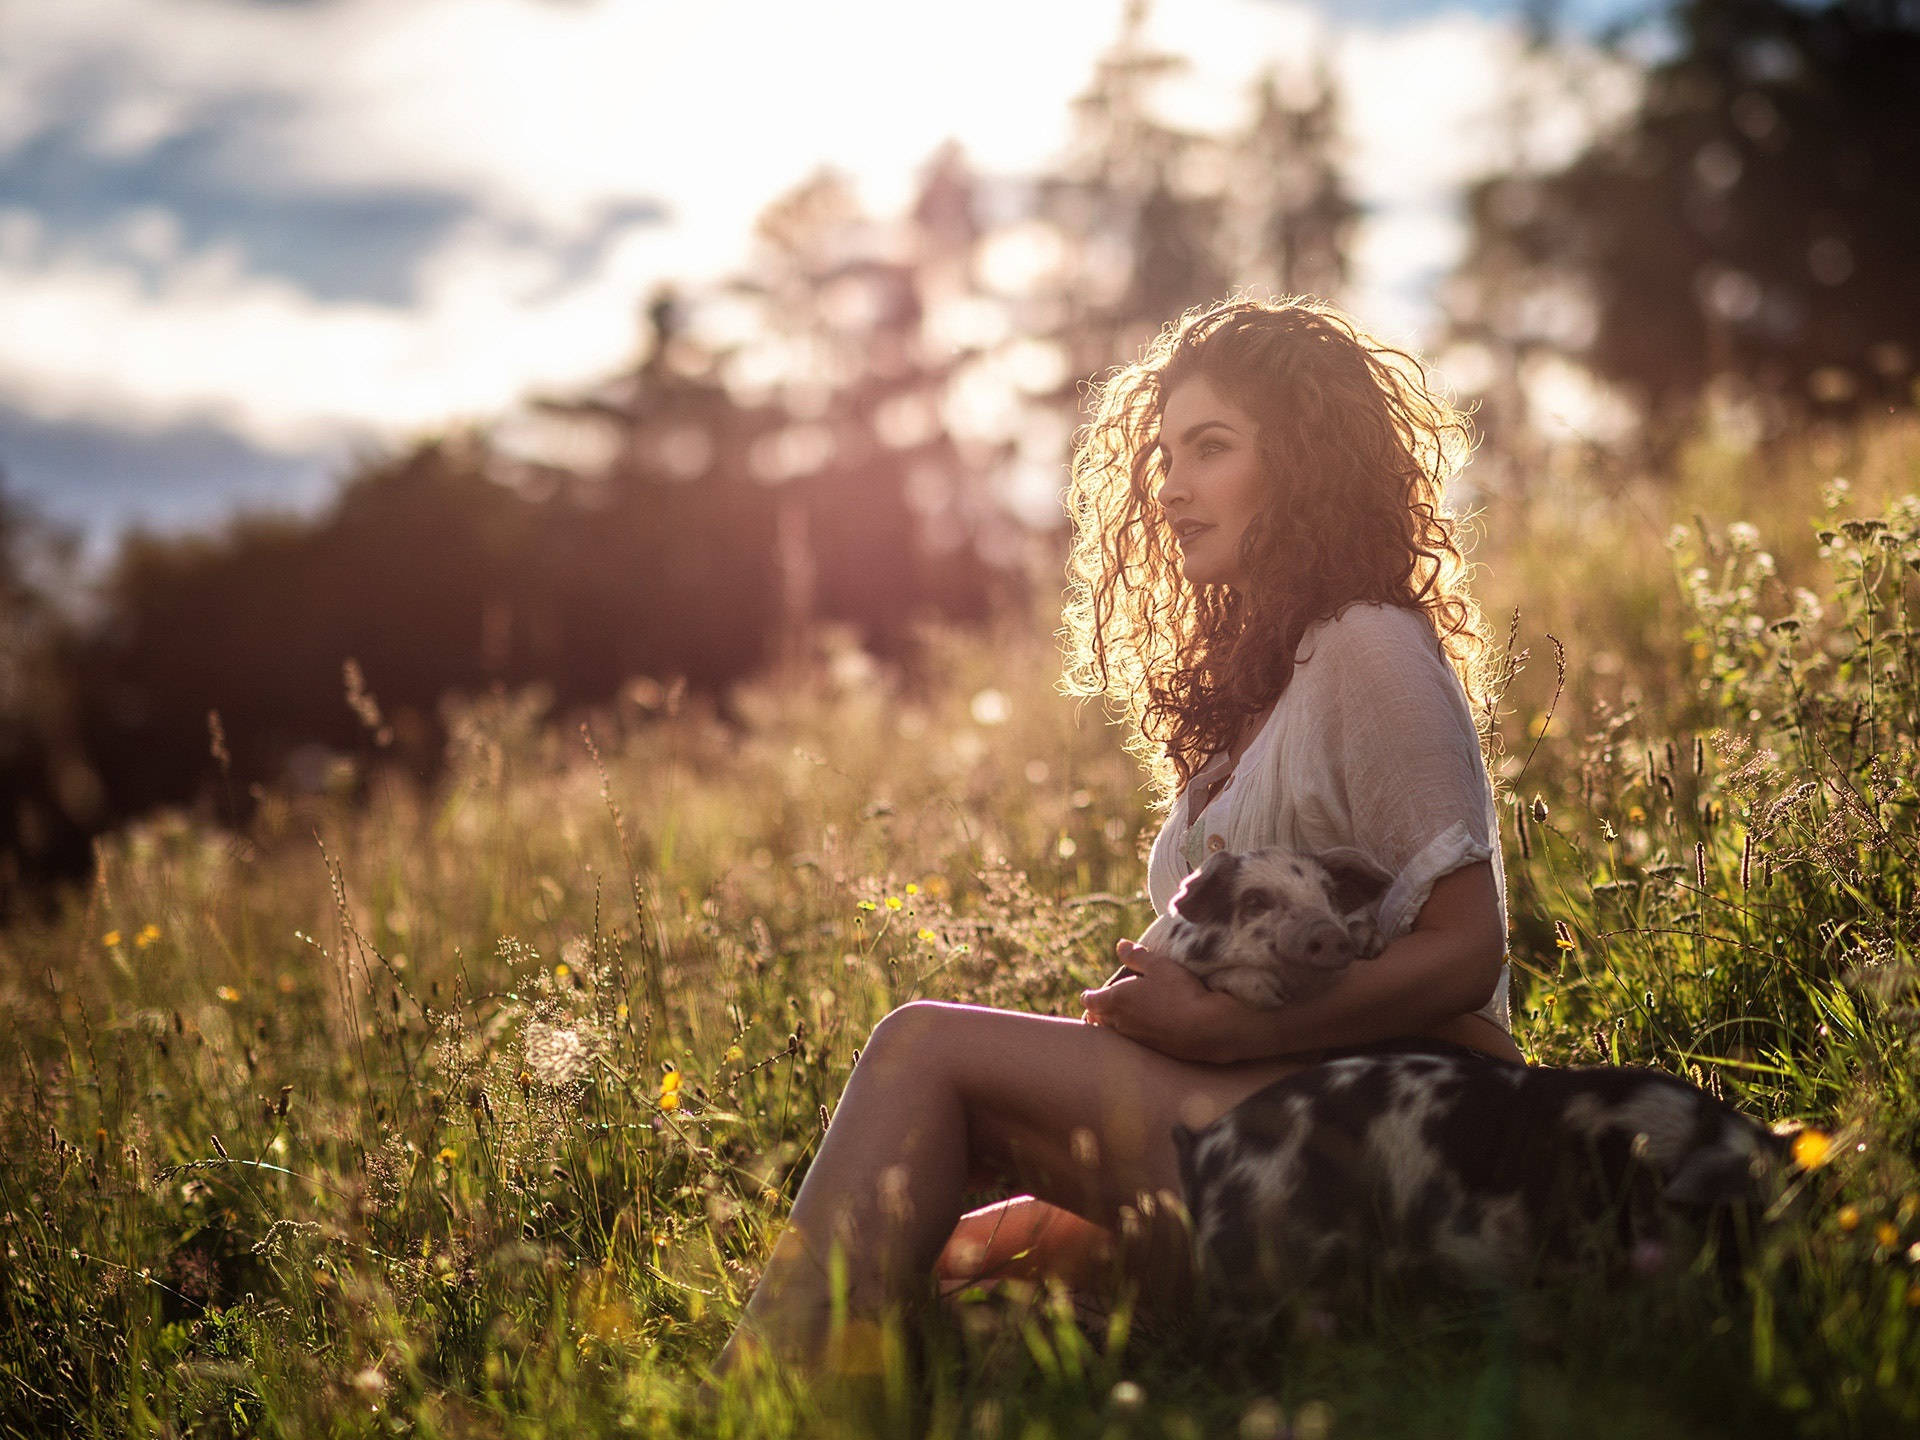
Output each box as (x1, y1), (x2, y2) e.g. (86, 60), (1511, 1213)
(1176, 523), (1214, 545)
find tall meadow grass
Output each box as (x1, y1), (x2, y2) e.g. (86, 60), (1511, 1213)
(3, 420), (1919, 1437)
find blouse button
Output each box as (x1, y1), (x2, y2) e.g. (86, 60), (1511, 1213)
(1206, 834), (1226, 853)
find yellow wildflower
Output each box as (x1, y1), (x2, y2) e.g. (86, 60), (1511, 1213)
(216, 986), (241, 1004)
(553, 963), (570, 981)
(885, 896), (903, 911)
(1876, 1222), (1900, 1249)
(616, 1003), (628, 1022)
(724, 1044), (744, 1064)
(436, 1147), (458, 1164)
(102, 930), (122, 948)
(917, 928), (936, 942)
(135, 924), (161, 949)
(1792, 1129), (1834, 1170)
(659, 1091), (681, 1112)
(904, 883), (919, 896)
(856, 900), (877, 913)
(1837, 1204), (1860, 1232)
(1628, 805), (1646, 823)
(660, 1069), (682, 1092)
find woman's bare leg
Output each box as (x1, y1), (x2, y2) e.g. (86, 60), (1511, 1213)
(708, 1000), (1306, 1379)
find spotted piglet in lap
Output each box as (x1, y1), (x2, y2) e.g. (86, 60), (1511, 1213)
(1107, 846), (1392, 1007)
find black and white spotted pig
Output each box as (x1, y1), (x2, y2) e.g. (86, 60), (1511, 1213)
(1110, 847), (1393, 1008)
(1172, 1043), (1788, 1321)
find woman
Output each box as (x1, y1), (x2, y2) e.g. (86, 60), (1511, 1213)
(709, 295), (1523, 1381)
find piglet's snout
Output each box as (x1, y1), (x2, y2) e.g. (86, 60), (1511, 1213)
(1300, 918), (1351, 968)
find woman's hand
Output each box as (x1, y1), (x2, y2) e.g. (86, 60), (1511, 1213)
(1080, 940), (1243, 1064)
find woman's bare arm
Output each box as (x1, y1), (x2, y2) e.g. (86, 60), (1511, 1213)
(1080, 860), (1507, 1064)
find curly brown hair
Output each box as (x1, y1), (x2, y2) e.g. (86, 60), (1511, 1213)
(1061, 294), (1492, 804)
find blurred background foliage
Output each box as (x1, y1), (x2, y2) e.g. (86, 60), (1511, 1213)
(1, 0), (1917, 914)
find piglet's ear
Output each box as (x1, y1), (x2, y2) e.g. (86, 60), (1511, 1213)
(1171, 851), (1240, 927)
(1320, 849), (1390, 915)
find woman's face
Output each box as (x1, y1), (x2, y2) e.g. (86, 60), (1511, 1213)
(1155, 374), (1266, 589)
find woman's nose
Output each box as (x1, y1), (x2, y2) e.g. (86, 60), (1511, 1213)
(1155, 467), (1185, 513)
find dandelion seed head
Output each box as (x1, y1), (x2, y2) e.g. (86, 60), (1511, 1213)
(522, 1020), (594, 1088)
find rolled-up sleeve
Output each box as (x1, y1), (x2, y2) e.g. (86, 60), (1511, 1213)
(1280, 604), (1502, 945)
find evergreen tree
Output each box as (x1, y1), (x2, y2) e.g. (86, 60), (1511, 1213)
(1451, 0), (1920, 440)
(1232, 63), (1361, 303)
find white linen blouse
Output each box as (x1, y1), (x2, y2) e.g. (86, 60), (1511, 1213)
(1141, 601), (1511, 1033)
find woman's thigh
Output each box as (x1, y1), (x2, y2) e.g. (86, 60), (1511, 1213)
(865, 1000), (1306, 1229)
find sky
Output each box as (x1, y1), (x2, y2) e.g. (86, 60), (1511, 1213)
(0, 0), (1654, 561)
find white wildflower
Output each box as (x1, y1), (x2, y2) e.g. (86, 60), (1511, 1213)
(522, 1020), (594, 1087)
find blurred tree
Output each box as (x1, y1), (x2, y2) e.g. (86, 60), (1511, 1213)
(513, 288), (787, 694)
(0, 476), (96, 911)
(73, 436), (548, 820)
(1032, 0), (1232, 385)
(720, 166), (1008, 653)
(1230, 63), (1362, 303)
(1451, 0), (1920, 442)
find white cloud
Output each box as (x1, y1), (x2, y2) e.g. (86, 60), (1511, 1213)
(0, 0), (1638, 469)
(0, 209), (696, 448)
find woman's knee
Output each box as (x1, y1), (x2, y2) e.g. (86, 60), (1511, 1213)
(861, 999), (973, 1069)
(850, 1000), (970, 1098)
